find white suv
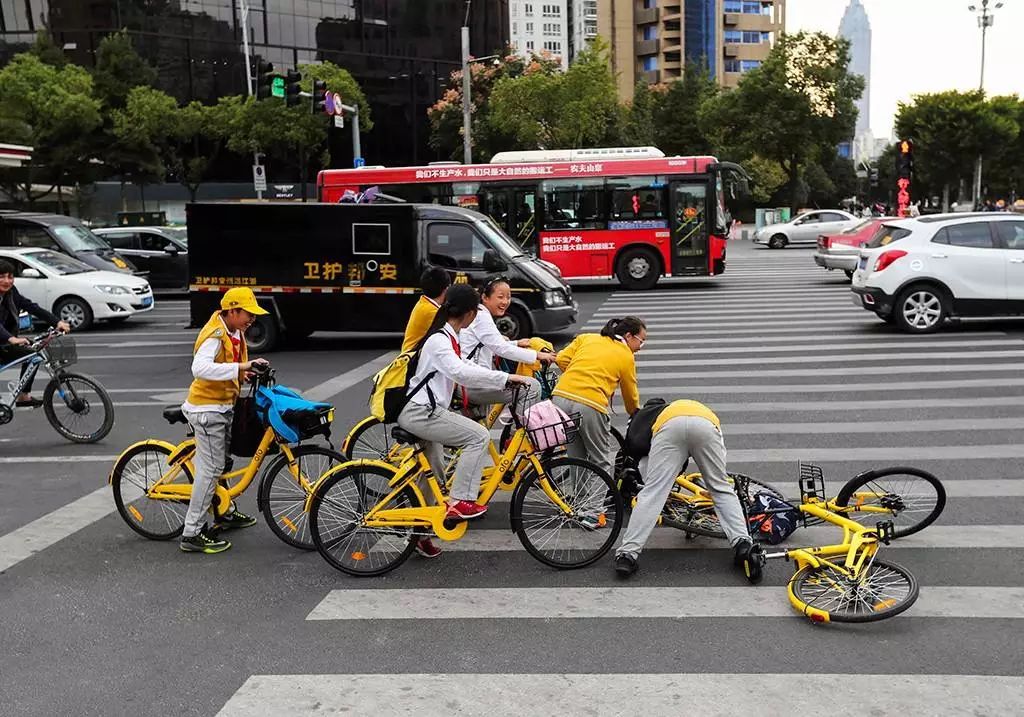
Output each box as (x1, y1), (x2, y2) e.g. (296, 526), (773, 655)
(851, 214), (1024, 333)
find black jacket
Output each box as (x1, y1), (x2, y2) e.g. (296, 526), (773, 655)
(0, 286), (58, 343)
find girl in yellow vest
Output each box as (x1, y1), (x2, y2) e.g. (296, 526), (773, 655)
(551, 316), (645, 478)
(179, 287), (269, 554)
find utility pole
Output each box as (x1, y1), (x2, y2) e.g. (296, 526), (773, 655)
(239, 0), (264, 200)
(969, 1), (1003, 210)
(461, 1), (473, 165)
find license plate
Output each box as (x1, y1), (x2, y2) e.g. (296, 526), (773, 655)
(858, 256), (868, 270)
(141, 297), (153, 308)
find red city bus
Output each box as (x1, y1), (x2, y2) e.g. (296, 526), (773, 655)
(317, 147), (749, 289)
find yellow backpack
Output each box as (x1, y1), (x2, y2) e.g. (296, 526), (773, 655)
(369, 332), (446, 423)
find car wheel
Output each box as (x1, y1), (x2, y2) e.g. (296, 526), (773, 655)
(768, 234), (788, 249)
(55, 296), (94, 331)
(495, 304), (531, 340)
(894, 285), (948, 334)
(245, 315), (280, 352)
(615, 247), (661, 290)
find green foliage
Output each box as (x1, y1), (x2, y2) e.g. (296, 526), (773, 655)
(93, 30), (157, 109)
(299, 61), (373, 133)
(742, 155), (788, 204)
(28, 31), (66, 68)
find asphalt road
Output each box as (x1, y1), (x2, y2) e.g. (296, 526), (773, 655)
(2, 240), (1023, 716)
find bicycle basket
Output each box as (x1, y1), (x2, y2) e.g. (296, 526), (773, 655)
(525, 402), (579, 451)
(798, 461), (826, 502)
(284, 405), (334, 441)
(44, 335), (77, 366)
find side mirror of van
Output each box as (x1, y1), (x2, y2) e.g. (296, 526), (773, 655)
(164, 243), (179, 255)
(482, 249), (507, 273)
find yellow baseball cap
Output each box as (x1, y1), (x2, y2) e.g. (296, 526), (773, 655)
(220, 287), (268, 315)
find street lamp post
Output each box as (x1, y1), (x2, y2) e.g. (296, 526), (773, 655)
(968, 1), (1004, 209)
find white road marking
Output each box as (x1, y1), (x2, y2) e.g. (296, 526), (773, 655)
(303, 351), (394, 402)
(0, 486), (111, 573)
(636, 377), (1024, 393)
(218, 673), (1024, 717)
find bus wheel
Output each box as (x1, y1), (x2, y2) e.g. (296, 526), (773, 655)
(496, 305), (531, 340)
(616, 247), (661, 290)
(245, 315), (280, 352)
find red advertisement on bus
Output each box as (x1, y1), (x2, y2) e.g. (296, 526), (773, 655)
(318, 148), (749, 289)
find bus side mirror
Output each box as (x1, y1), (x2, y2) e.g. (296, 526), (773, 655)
(482, 249), (507, 273)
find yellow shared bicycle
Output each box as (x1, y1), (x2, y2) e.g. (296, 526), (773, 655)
(109, 367), (343, 549)
(309, 388), (624, 576)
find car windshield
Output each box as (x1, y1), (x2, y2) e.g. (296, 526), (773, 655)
(51, 224), (111, 252)
(25, 250), (95, 275)
(163, 228), (188, 245)
(866, 224), (913, 249)
(476, 216), (527, 260)
(842, 219), (876, 234)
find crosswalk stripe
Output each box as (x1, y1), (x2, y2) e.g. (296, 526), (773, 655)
(726, 446), (1024, 461)
(638, 350), (1024, 367)
(629, 325), (887, 337)
(643, 338), (1019, 351)
(636, 377), (1024, 392)
(0, 486), (110, 573)
(595, 306), (858, 318)
(217, 673), (1024, 716)
(584, 318), (873, 330)
(0, 455), (117, 464)
(722, 417), (1024, 434)
(640, 363), (1024, 379)
(628, 397), (1024, 412)
(305, 586), (1024, 620)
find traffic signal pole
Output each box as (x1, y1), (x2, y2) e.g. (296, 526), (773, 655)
(238, 0), (263, 200)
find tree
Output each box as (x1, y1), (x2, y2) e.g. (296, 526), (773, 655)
(0, 54), (102, 208)
(488, 40), (619, 150)
(653, 63), (718, 156)
(742, 155), (788, 204)
(895, 90), (1018, 210)
(93, 30), (157, 109)
(28, 31), (66, 68)
(699, 32), (864, 211)
(163, 101), (227, 202)
(111, 86), (176, 208)
(618, 81), (663, 147)
(984, 95), (1024, 202)
(428, 48), (562, 162)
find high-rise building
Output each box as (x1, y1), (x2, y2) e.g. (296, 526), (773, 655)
(838, 0), (874, 159)
(0, 1), (509, 167)
(599, 0), (785, 99)
(509, 0), (569, 68)
(567, 0), (599, 63)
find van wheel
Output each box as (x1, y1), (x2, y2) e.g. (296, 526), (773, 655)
(894, 286), (948, 334)
(615, 247), (661, 290)
(245, 315), (280, 352)
(495, 305), (531, 340)
(55, 296), (93, 331)
(768, 234), (788, 249)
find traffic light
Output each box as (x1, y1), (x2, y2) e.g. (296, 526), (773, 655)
(255, 60), (275, 100)
(896, 139), (914, 179)
(312, 79), (327, 114)
(285, 69), (303, 108)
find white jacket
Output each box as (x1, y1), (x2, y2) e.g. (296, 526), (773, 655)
(461, 306), (537, 369)
(406, 324), (509, 410)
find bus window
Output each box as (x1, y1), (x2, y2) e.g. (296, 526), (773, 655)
(514, 190), (537, 250)
(608, 176), (668, 224)
(427, 223), (489, 270)
(543, 179), (605, 230)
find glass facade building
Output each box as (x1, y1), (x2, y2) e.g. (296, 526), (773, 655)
(0, 1), (510, 167)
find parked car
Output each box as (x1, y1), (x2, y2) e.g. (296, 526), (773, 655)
(753, 209), (860, 249)
(0, 211), (138, 275)
(814, 218), (894, 279)
(94, 226), (188, 290)
(0, 248), (154, 330)
(851, 213), (1024, 333)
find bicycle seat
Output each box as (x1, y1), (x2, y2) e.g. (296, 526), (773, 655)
(162, 407), (187, 425)
(391, 427), (420, 445)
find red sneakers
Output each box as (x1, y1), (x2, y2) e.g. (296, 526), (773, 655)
(446, 500), (488, 521)
(415, 537), (442, 559)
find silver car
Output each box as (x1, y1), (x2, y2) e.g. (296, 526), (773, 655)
(753, 210), (860, 249)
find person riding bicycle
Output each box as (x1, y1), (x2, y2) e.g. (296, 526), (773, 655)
(401, 267), (451, 353)
(551, 316), (644, 478)
(179, 287), (269, 554)
(0, 258), (71, 408)
(397, 283), (532, 558)
(460, 276), (555, 416)
(613, 398), (764, 583)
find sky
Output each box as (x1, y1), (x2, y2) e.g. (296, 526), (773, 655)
(786, 0), (1024, 138)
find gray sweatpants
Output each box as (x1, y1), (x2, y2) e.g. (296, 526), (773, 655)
(182, 409), (232, 538)
(552, 396), (613, 478)
(398, 401), (491, 502)
(616, 415), (750, 558)
(469, 376), (541, 422)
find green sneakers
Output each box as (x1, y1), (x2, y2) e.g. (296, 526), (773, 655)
(214, 510), (258, 532)
(179, 531), (231, 554)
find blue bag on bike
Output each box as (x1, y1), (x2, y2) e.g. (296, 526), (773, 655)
(746, 492), (800, 545)
(18, 312), (32, 332)
(255, 384), (334, 445)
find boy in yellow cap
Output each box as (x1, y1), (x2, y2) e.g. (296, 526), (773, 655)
(179, 287), (269, 554)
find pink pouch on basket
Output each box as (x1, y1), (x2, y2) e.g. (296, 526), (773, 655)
(525, 400), (572, 451)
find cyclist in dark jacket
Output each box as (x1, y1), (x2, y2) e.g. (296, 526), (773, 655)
(0, 258), (71, 407)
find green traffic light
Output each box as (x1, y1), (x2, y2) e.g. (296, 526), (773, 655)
(271, 76), (285, 99)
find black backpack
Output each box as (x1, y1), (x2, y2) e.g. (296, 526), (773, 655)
(623, 398), (668, 460)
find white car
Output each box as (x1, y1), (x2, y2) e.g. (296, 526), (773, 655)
(851, 213), (1024, 333)
(0, 248), (154, 330)
(753, 209), (860, 249)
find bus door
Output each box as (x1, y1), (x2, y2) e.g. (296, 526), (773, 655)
(478, 186), (538, 253)
(668, 180), (710, 276)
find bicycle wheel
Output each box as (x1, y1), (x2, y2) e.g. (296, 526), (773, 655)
(258, 445), (344, 550)
(310, 463), (420, 577)
(789, 558), (919, 623)
(341, 417), (394, 461)
(511, 456), (623, 569)
(43, 372), (115, 443)
(834, 467), (946, 538)
(662, 473), (784, 539)
(111, 442), (193, 540)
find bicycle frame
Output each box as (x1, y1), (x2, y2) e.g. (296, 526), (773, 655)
(1, 352), (44, 406)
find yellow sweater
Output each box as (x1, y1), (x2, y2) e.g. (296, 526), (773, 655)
(185, 312), (248, 406)
(401, 296), (440, 353)
(652, 400), (721, 434)
(553, 333), (639, 415)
